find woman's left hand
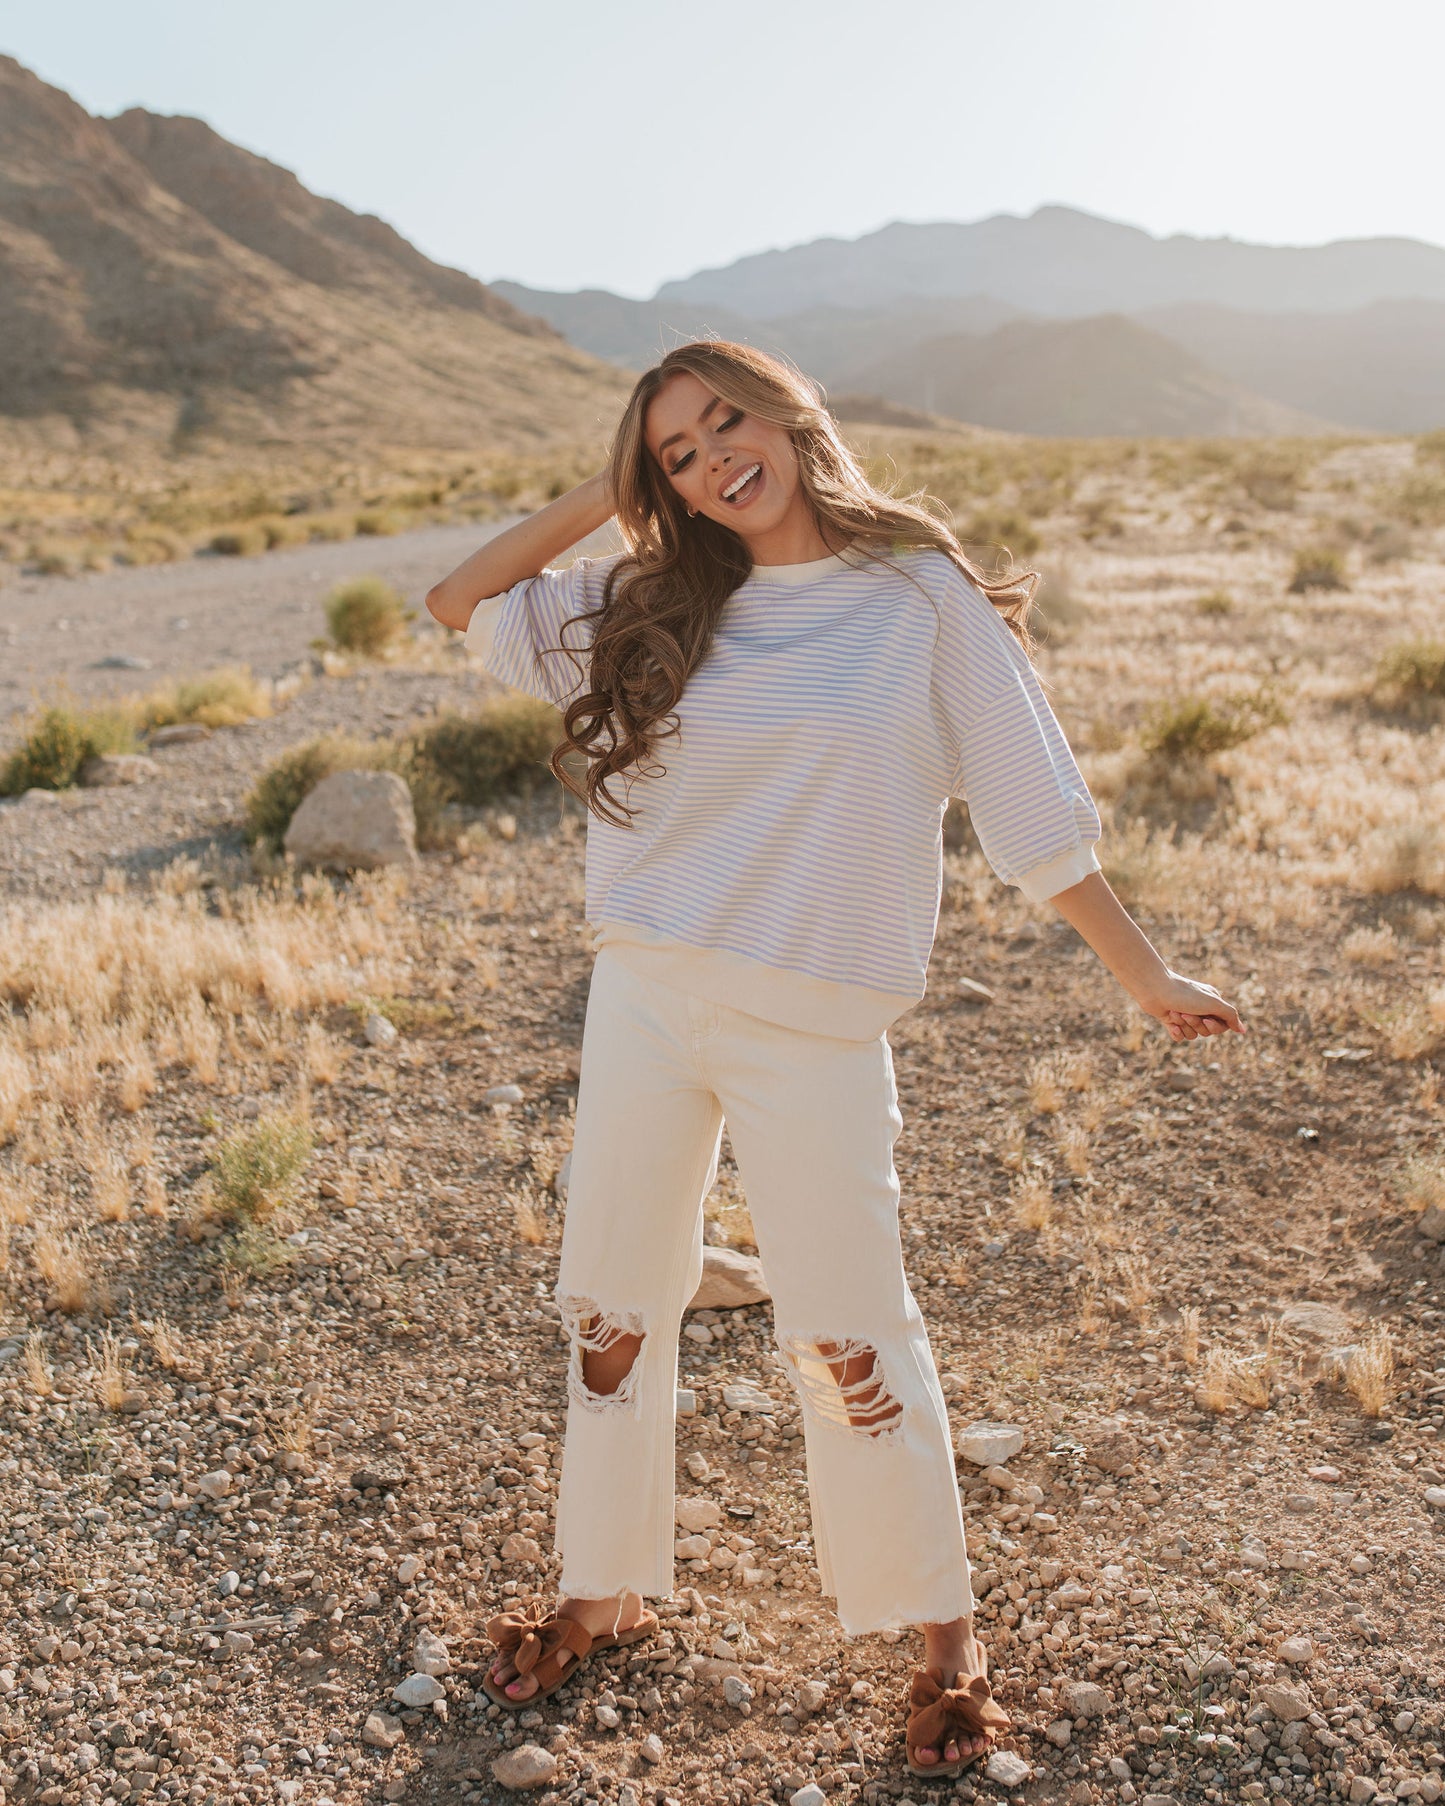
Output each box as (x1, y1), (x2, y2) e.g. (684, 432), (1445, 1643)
(1134, 969), (1247, 1042)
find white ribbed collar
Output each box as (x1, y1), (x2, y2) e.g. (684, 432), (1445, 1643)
(743, 540), (872, 587)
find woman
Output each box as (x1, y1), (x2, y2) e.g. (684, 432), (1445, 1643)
(425, 341), (1244, 1779)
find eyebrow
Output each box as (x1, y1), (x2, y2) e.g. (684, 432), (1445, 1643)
(655, 395), (723, 460)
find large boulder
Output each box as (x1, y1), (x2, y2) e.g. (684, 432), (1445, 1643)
(284, 768), (418, 871)
(688, 1246), (769, 1311)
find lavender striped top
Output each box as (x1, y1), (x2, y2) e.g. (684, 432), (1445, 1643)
(464, 542), (1101, 1038)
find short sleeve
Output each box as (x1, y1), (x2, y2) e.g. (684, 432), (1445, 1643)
(463, 551), (626, 709)
(929, 558), (1102, 903)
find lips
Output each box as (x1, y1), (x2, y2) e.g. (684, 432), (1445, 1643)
(718, 462), (763, 507)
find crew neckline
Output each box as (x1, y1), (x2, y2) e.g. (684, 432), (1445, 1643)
(745, 540), (871, 587)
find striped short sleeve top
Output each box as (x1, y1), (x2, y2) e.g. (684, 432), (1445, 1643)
(463, 541), (1101, 1040)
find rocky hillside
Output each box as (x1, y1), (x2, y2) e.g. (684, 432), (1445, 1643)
(0, 58), (629, 452)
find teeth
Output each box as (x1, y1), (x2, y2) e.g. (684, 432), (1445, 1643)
(722, 463), (761, 500)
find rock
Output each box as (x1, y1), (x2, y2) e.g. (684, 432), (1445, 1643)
(639, 1733), (664, 1764)
(284, 768), (418, 871)
(79, 753), (161, 787)
(789, 1788), (827, 1806)
(688, 1246), (770, 1310)
(1086, 1429), (1139, 1475)
(363, 1712), (405, 1750)
(984, 1750), (1032, 1787)
(74, 1744), (100, 1774)
(955, 1421), (1026, 1466)
(722, 1675), (753, 1708)
(195, 1468), (232, 1499)
(221, 1629), (253, 1656)
(721, 1381), (775, 1414)
(381, 1784), (406, 1803)
(980, 1464), (1016, 1491)
(1259, 1683), (1311, 1723)
(1349, 1778), (1378, 1804)
(351, 1464), (407, 1491)
(413, 1628), (451, 1676)
(397, 1554), (423, 1584)
(216, 1570), (240, 1596)
(148, 722), (211, 746)
(365, 1012), (398, 1048)
(1046, 1718), (1072, 1747)
(594, 1704), (620, 1728)
(95, 653), (153, 670)
(1277, 1302), (1354, 1343)
(675, 1498), (723, 1532)
(797, 1679), (828, 1715)
(1240, 1538), (1269, 1569)
(1277, 1636), (1314, 1665)
(554, 1150), (572, 1200)
(1419, 1205), (1445, 1243)
(500, 1533), (542, 1563)
(1423, 1485), (1445, 1509)
(486, 1084), (525, 1105)
(492, 1745), (558, 1791)
(957, 978), (995, 1006)
(675, 1534), (712, 1560)
(391, 1673), (444, 1709)
(1320, 1345), (1360, 1383)
(1062, 1681), (1109, 1720)
(1284, 1492), (1318, 1513)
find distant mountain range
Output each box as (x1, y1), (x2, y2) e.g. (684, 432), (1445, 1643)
(497, 207), (1445, 436)
(0, 56), (627, 451)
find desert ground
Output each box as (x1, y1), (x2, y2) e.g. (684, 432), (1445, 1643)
(0, 427), (1442, 1806)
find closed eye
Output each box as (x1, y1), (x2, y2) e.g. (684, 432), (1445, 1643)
(668, 409), (743, 477)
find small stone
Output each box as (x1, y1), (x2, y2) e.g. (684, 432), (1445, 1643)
(639, 1733), (664, 1764)
(554, 1150), (572, 1200)
(788, 1787), (826, 1806)
(363, 1712), (405, 1751)
(486, 1084), (525, 1105)
(397, 1553), (423, 1584)
(721, 1381), (774, 1413)
(392, 1672), (444, 1708)
(196, 1468), (232, 1499)
(74, 1744), (100, 1774)
(1349, 1778), (1378, 1805)
(675, 1533), (712, 1559)
(675, 1388), (697, 1417)
(722, 1675), (754, 1708)
(1240, 1538), (1269, 1569)
(1276, 1636), (1314, 1665)
(1307, 1464), (1342, 1483)
(1258, 1683), (1311, 1724)
(79, 753), (162, 787)
(1086, 1429), (1140, 1475)
(382, 1782), (407, 1803)
(491, 1744), (558, 1791)
(95, 653), (153, 671)
(688, 1246), (770, 1310)
(955, 1421), (1026, 1466)
(1418, 1204), (1445, 1243)
(1046, 1718), (1072, 1747)
(1277, 1301), (1354, 1343)
(216, 1570), (240, 1596)
(984, 1749), (1032, 1787)
(981, 1464), (1016, 1491)
(675, 1498), (724, 1532)
(796, 1678), (828, 1715)
(683, 1323), (713, 1345)
(1284, 1492), (1318, 1513)
(1062, 1680), (1109, 1720)
(594, 1703), (621, 1728)
(1424, 1486), (1445, 1509)
(148, 722), (211, 746)
(413, 1628), (451, 1676)
(221, 1630), (253, 1655)
(365, 1012), (398, 1048)
(500, 1533), (542, 1563)
(957, 977), (995, 1006)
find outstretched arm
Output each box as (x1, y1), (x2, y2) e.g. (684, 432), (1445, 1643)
(1047, 870), (1246, 1043)
(424, 471), (614, 632)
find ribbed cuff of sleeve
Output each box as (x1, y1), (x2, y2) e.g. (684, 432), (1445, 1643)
(1014, 842), (1102, 903)
(462, 592), (506, 659)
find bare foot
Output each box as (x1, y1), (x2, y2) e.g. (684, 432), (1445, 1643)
(911, 1618), (995, 1769)
(489, 1591), (645, 1703)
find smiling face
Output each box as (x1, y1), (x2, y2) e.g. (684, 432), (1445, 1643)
(642, 369), (833, 562)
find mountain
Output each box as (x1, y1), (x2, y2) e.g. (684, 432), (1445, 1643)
(653, 204), (1445, 322)
(845, 313), (1332, 438)
(0, 56), (628, 450)
(1134, 298), (1445, 435)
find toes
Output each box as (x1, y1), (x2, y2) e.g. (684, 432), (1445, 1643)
(944, 1739), (961, 1763)
(912, 1744), (939, 1767)
(504, 1673), (537, 1700)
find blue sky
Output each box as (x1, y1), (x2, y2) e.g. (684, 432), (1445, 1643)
(5, 0), (1443, 297)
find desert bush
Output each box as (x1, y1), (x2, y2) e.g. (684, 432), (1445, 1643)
(306, 513), (356, 543)
(1194, 589), (1234, 617)
(1287, 546), (1348, 593)
(119, 528), (185, 566)
(354, 509), (404, 537)
(258, 516), (309, 550)
(323, 575), (414, 656)
(960, 508), (1040, 567)
(210, 1109), (314, 1222)
(0, 702), (140, 795)
(1364, 521), (1412, 564)
(409, 695), (563, 807)
(244, 733), (390, 850)
(1236, 451), (1302, 511)
(141, 666), (273, 731)
(208, 524), (268, 557)
(1388, 470), (1445, 527)
(1139, 687), (1288, 762)
(1369, 639), (1445, 719)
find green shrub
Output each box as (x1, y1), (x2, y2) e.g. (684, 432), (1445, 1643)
(141, 666), (272, 730)
(119, 528), (185, 567)
(1364, 521), (1412, 565)
(354, 509), (404, 538)
(210, 1110), (313, 1222)
(243, 734), (386, 850)
(1287, 546), (1348, 593)
(209, 524), (268, 557)
(1370, 639), (1445, 716)
(323, 575), (414, 656)
(259, 516), (308, 550)
(960, 509), (1040, 566)
(409, 695), (563, 806)
(306, 513), (355, 543)
(0, 702), (141, 794)
(30, 543), (79, 577)
(1139, 688), (1288, 761)
(1390, 471), (1445, 527)
(1194, 589), (1234, 617)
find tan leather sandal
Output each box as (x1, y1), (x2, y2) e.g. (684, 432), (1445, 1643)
(905, 1649), (1011, 1780)
(479, 1597), (659, 1711)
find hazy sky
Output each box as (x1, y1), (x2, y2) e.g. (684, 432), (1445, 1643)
(5, 0), (1444, 297)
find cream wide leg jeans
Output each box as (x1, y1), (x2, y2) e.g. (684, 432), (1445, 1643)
(550, 943), (973, 1636)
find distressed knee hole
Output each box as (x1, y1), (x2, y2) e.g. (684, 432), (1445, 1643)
(558, 1295), (646, 1413)
(778, 1334), (904, 1440)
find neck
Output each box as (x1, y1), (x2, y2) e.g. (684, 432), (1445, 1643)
(737, 508), (849, 566)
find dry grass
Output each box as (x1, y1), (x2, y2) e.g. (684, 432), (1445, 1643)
(512, 1193), (547, 1246)
(137, 1313), (186, 1371)
(1177, 1305), (1201, 1366)
(95, 1329), (132, 1412)
(1027, 1056), (1065, 1115)
(32, 1227), (102, 1315)
(1057, 1120), (1093, 1179)
(1011, 1172), (1054, 1232)
(1345, 1328), (1396, 1417)
(23, 1329), (54, 1397)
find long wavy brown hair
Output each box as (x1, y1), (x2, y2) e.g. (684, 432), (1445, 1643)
(546, 339), (1040, 827)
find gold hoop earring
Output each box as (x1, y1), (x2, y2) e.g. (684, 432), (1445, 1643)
(686, 506), (697, 517)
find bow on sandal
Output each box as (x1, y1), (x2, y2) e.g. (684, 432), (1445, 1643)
(905, 1663), (1012, 1779)
(479, 1597), (658, 1711)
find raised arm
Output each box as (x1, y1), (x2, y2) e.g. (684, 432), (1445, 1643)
(424, 471), (615, 631)
(1048, 870), (1246, 1043)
